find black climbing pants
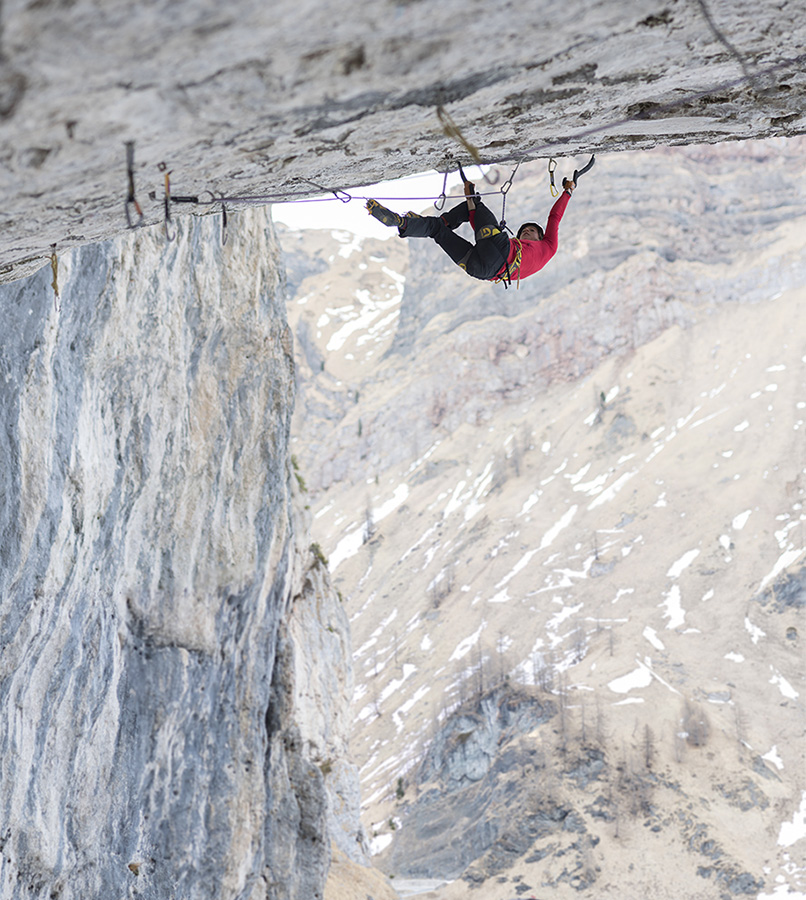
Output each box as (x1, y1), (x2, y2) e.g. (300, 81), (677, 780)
(401, 201), (511, 281)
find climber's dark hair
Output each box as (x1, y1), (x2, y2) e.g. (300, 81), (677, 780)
(517, 222), (544, 240)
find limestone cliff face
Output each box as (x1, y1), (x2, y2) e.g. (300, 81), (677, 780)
(2, 0), (806, 281)
(0, 209), (357, 899)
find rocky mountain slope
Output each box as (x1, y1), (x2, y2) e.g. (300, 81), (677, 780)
(281, 137), (806, 898)
(3, 3), (806, 899)
(2, 0), (806, 282)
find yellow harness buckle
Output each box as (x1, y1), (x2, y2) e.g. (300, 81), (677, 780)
(478, 226), (501, 240)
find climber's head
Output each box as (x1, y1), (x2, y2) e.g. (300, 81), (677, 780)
(517, 222), (544, 241)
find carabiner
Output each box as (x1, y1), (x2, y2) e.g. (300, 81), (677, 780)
(434, 168), (449, 211)
(303, 179), (352, 203)
(548, 158), (559, 197)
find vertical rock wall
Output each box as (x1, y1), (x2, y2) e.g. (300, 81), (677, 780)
(0, 210), (344, 899)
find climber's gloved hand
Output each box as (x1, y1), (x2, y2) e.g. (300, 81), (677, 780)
(563, 178), (576, 195)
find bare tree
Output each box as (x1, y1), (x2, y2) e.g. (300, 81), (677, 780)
(489, 453), (507, 494)
(595, 695), (607, 749)
(557, 669), (569, 754)
(474, 641), (486, 698)
(392, 630), (401, 669)
(539, 651), (555, 694)
(579, 693), (588, 745)
(496, 628), (509, 686)
(530, 650), (540, 688)
(444, 557), (456, 596)
(643, 725), (655, 771)
(673, 727), (686, 764)
(455, 662), (468, 708)
(510, 437), (522, 478)
(683, 700), (710, 748)
(572, 624), (586, 664)
(371, 655), (382, 719)
(362, 496), (375, 544)
(734, 704), (748, 761)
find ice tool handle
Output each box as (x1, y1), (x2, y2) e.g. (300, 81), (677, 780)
(572, 154), (596, 184)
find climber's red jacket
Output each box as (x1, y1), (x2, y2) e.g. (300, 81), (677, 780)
(470, 191), (571, 283)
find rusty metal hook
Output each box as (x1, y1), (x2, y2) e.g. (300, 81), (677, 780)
(158, 162), (176, 242)
(124, 141), (145, 229)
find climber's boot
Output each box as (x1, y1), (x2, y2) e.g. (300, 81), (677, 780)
(365, 199), (404, 229)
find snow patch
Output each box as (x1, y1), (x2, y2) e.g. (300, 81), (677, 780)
(759, 548), (806, 592)
(449, 621), (486, 661)
(588, 471), (636, 510)
(660, 584), (685, 629)
(643, 626), (665, 651)
(608, 662), (652, 694)
(540, 505), (577, 549)
(778, 792), (806, 848)
(745, 617), (766, 644)
(667, 548), (700, 578)
(370, 833), (394, 855)
(770, 668), (799, 700)
(762, 746), (784, 771)
(732, 509), (752, 530)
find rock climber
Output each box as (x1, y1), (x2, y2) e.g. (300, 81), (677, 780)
(365, 163), (586, 287)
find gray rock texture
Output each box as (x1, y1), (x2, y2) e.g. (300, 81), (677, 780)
(285, 560), (369, 865)
(2, 0), (806, 281)
(3, 3), (806, 897)
(0, 208), (359, 900)
(386, 686), (555, 880)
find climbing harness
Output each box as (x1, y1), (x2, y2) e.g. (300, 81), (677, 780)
(124, 141), (145, 229)
(454, 157), (526, 289)
(489, 238), (522, 290)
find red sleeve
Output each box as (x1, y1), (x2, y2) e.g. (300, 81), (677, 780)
(541, 191), (571, 256)
(469, 208), (476, 231)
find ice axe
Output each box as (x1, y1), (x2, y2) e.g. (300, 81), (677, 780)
(571, 154), (595, 184)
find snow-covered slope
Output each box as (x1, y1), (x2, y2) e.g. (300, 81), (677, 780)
(282, 138), (806, 898)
